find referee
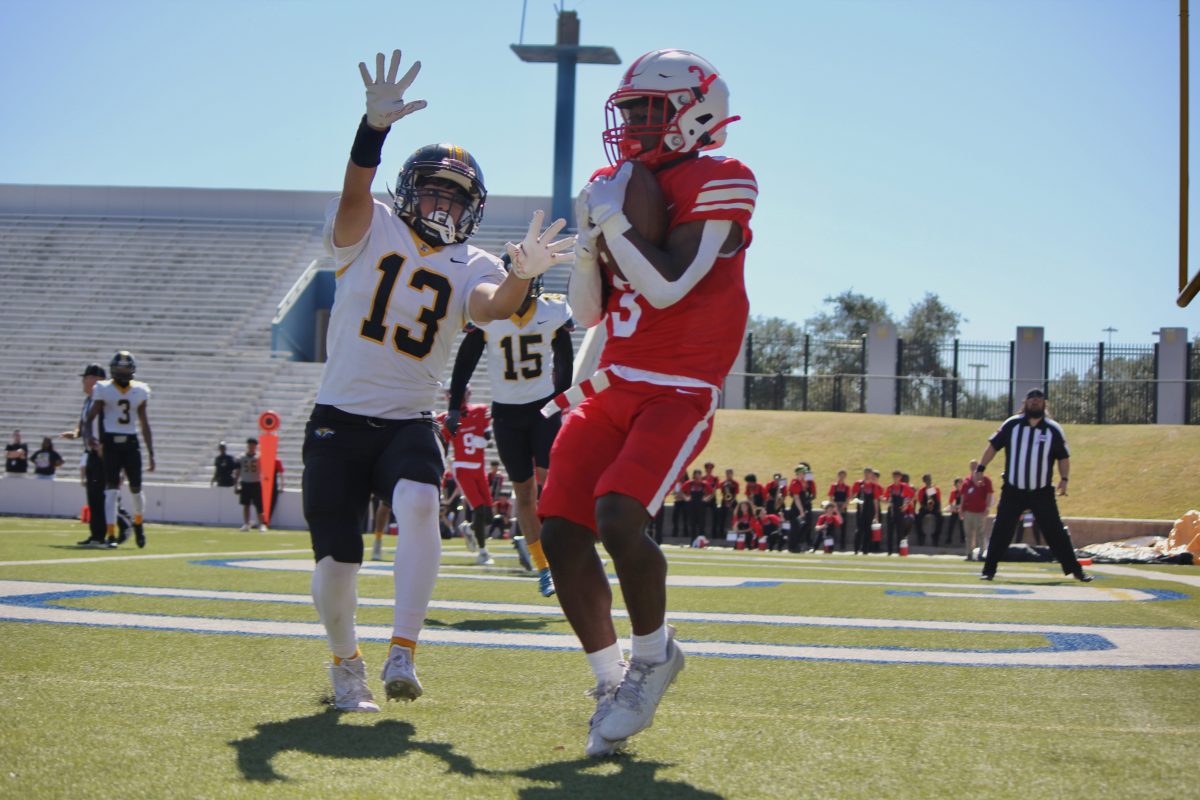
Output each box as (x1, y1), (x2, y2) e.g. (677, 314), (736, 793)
(975, 388), (1092, 582)
(62, 363), (107, 547)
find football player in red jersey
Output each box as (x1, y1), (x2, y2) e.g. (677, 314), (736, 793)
(537, 49), (756, 757)
(438, 385), (496, 565)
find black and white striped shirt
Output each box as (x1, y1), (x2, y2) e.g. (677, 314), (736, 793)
(988, 414), (1069, 490)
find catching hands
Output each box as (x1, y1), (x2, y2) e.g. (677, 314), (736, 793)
(505, 210), (575, 279)
(583, 161), (633, 228)
(445, 409), (462, 437)
(359, 50), (427, 129)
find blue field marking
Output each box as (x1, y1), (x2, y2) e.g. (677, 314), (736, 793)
(1, 580), (1197, 669)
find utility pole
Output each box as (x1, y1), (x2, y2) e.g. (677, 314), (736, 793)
(512, 10), (620, 224)
(1102, 326), (1118, 347)
(968, 363), (987, 395)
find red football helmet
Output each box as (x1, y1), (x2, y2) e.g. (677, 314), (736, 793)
(602, 49), (740, 166)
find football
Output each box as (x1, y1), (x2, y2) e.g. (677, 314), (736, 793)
(596, 160), (669, 280)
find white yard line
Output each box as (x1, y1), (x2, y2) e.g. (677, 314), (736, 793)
(0, 579), (1194, 669)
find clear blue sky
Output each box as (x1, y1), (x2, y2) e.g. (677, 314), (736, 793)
(1, 0), (1196, 343)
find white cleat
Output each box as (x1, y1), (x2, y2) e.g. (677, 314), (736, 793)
(462, 525), (478, 553)
(239, 524), (250, 531)
(585, 681), (627, 757)
(597, 626), (685, 742)
(475, 551), (495, 566)
(380, 644), (423, 702)
(329, 655), (380, 712)
(371, 539), (384, 561)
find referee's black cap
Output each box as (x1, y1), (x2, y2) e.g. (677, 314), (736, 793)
(80, 363), (107, 378)
(1024, 388), (1046, 400)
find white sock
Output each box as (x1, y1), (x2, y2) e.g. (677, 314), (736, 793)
(130, 491), (145, 519)
(311, 556), (360, 659)
(104, 489), (119, 529)
(587, 641), (626, 687)
(390, 479), (442, 642)
(631, 624), (668, 664)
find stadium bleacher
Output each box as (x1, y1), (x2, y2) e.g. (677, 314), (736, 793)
(0, 186), (578, 490)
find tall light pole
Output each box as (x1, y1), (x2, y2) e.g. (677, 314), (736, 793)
(968, 363), (987, 395)
(1102, 326), (1118, 347)
(512, 10), (620, 224)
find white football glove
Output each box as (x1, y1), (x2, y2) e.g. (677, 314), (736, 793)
(584, 161), (633, 228)
(505, 210), (575, 279)
(573, 186), (602, 259)
(358, 49), (427, 129)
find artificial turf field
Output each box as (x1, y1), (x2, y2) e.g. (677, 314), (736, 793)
(1, 517), (1197, 799)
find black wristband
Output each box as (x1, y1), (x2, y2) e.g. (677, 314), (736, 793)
(975, 465), (985, 473)
(350, 115), (389, 168)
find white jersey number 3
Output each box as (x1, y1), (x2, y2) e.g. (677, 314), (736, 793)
(610, 283), (642, 338)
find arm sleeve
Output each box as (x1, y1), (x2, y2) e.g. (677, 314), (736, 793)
(1050, 426), (1070, 460)
(988, 418), (1013, 451)
(448, 328), (486, 410)
(598, 217), (730, 309)
(567, 252), (605, 328)
(551, 325), (575, 394)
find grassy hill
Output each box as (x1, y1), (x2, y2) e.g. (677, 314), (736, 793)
(688, 410), (1200, 521)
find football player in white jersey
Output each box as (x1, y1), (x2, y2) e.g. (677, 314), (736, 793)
(84, 350), (154, 548)
(304, 49), (573, 713)
(447, 266), (574, 596)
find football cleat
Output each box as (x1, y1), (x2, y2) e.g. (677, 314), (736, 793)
(585, 681), (627, 757)
(475, 551), (495, 566)
(597, 626), (685, 742)
(134, 523), (146, 549)
(538, 567), (556, 597)
(371, 539), (384, 561)
(77, 538), (104, 548)
(381, 644), (423, 702)
(461, 524), (478, 553)
(514, 536), (534, 572)
(329, 655), (380, 713)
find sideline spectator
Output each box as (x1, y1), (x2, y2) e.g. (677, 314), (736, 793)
(716, 469), (739, 537)
(234, 437), (267, 532)
(789, 464), (817, 543)
(883, 470), (914, 555)
(5, 430), (28, 475)
(764, 472), (785, 515)
(914, 474), (942, 546)
(61, 364), (108, 546)
(827, 469), (851, 549)
(851, 468), (883, 554)
(700, 462), (720, 536)
(487, 460), (505, 503)
(944, 478), (964, 545)
(30, 437), (64, 479)
(813, 501), (843, 553)
(211, 442), (238, 488)
(682, 469), (708, 540)
(758, 507), (783, 551)
(732, 500), (756, 548)
(959, 458), (993, 560)
(743, 474), (765, 509)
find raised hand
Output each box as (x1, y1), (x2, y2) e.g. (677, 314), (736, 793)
(505, 210), (575, 279)
(359, 49), (427, 129)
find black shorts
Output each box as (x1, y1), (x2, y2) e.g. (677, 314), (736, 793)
(302, 404), (445, 563)
(239, 482), (263, 511)
(491, 397), (561, 484)
(101, 434), (142, 489)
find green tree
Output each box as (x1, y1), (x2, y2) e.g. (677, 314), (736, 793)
(805, 291), (893, 376)
(745, 316), (805, 375)
(899, 293), (965, 377)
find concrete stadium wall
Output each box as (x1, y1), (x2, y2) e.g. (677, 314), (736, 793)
(0, 476), (306, 530)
